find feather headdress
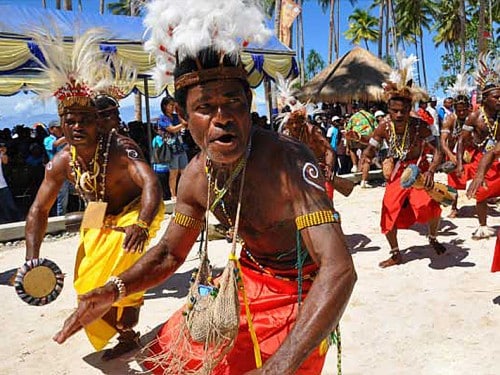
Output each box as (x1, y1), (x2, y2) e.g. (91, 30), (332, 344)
(382, 50), (427, 103)
(274, 72), (305, 132)
(473, 51), (499, 96)
(29, 26), (116, 115)
(143, 0), (272, 91)
(446, 73), (473, 104)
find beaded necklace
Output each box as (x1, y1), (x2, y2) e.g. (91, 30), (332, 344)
(387, 120), (410, 160)
(474, 106), (499, 149)
(69, 129), (114, 204)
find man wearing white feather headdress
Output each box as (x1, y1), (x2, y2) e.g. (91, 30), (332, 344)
(52, 1), (356, 373)
(22, 28), (165, 359)
(362, 52), (445, 268)
(440, 73), (474, 218)
(456, 51), (500, 240)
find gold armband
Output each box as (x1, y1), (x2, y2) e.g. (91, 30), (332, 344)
(135, 219), (149, 230)
(173, 212), (204, 230)
(295, 210), (341, 230)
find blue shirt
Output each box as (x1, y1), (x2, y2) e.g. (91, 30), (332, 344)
(329, 127), (339, 151)
(43, 134), (65, 160)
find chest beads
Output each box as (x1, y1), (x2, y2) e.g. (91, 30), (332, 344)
(387, 120), (411, 160)
(69, 129), (115, 204)
(474, 106), (498, 151)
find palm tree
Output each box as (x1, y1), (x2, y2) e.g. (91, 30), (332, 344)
(478, 0), (488, 53)
(63, 0), (72, 11)
(42, 0), (47, 8)
(343, 8), (379, 51)
(100, 0), (105, 14)
(306, 49), (325, 80)
(394, 0), (436, 89)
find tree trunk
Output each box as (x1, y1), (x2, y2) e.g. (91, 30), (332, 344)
(478, 0), (487, 54)
(42, 0), (47, 8)
(458, 0), (466, 72)
(55, 0), (61, 9)
(378, 0), (384, 59)
(419, 29), (427, 89)
(414, 39), (421, 87)
(63, 0), (72, 11)
(274, 0), (282, 42)
(298, 0), (305, 85)
(99, 0), (105, 14)
(328, 0), (335, 64)
(335, 0), (340, 59)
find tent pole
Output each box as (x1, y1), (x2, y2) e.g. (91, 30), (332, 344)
(264, 77), (273, 127)
(143, 76), (153, 162)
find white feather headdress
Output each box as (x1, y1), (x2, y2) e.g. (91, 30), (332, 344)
(29, 26), (114, 114)
(382, 50), (427, 103)
(446, 73), (474, 101)
(143, 0), (272, 90)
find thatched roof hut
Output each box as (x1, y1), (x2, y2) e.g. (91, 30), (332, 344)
(296, 47), (392, 103)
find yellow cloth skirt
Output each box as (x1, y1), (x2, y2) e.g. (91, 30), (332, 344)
(74, 199), (165, 350)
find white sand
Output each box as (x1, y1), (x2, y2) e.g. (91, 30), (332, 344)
(0, 182), (499, 375)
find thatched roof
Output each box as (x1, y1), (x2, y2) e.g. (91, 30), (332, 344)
(296, 47), (392, 103)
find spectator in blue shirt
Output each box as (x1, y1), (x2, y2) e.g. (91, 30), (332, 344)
(158, 97), (188, 202)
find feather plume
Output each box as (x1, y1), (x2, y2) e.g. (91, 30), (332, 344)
(29, 26), (114, 110)
(382, 50), (427, 103)
(446, 73), (474, 98)
(473, 51), (499, 92)
(144, 0), (272, 89)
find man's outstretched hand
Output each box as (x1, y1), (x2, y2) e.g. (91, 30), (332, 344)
(53, 284), (116, 344)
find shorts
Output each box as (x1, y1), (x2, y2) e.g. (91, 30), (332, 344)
(170, 151), (188, 170)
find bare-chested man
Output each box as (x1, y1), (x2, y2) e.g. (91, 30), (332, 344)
(440, 94), (472, 217)
(52, 41), (356, 375)
(24, 100), (165, 359)
(362, 94), (445, 268)
(467, 141), (500, 271)
(456, 84), (500, 239)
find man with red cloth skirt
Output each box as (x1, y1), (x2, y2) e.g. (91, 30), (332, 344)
(362, 53), (445, 268)
(440, 73), (474, 218)
(51, 1), (357, 374)
(456, 53), (500, 240)
(467, 141), (500, 271)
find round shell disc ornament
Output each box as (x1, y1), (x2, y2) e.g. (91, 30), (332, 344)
(14, 258), (64, 306)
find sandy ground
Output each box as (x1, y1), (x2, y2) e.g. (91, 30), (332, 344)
(0, 179), (499, 375)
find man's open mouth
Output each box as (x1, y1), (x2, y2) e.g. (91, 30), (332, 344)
(213, 134), (236, 144)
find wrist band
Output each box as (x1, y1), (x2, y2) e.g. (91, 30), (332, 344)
(135, 219), (149, 230)
(440, 129), (451, 134)
(108, 276), (126, 301)
(295, 210), (340, 230)
(173, 211), (204, 230)
(462, 125), (474, 132)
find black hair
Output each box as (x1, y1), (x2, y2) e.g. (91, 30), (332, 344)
(160, 96), (175, 115)
(173, 47), (250, 113)
(482, 84), (499, 98)
(453, 94), (470, 106)
(95, 95), (118, 111)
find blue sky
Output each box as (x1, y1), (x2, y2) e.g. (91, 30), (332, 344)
(0, 0), (449, 128)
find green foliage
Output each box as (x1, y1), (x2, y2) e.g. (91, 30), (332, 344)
(306, 49), (325, 80)
(343, 8), (379, 49)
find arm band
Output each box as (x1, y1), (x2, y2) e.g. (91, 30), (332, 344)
(173, 211), (204, 230)
(295, 210), (341, 230)
(369, 138), (380, 148)
(462, 125), (474, 132)
(108, 276), (126, 301)
(440, 129), (451, 134)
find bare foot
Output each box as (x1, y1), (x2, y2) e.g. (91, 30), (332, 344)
(429, 237), (446, 255)
(102, 332), (140, 361)
(378, 251), (402, 268)
(447, 209), (458, 218)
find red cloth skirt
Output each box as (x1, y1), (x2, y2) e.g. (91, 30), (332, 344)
(473, 158), (500, 202)
(143, 259), (326, 374)
(492, 229), (500, 273)
(381, 161), (441, 234)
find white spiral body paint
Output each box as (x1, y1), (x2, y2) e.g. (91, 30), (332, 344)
(302, 162), (325, 191)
